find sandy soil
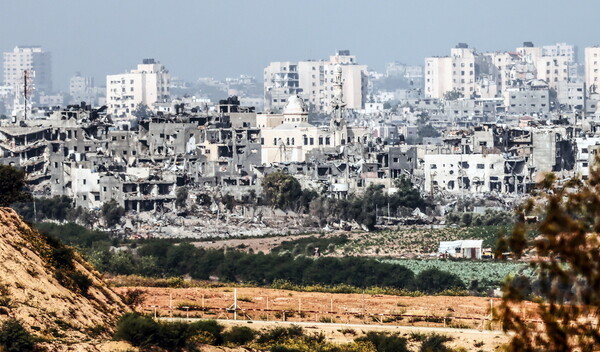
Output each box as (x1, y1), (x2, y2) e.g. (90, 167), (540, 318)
(112, 285), (534, 351)
(116, 286), (506, 328)
(216, 319), (509, 351)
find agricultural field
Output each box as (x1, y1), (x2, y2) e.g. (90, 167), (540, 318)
(383, 259), (535, 291)
(334, 225), (510, 258)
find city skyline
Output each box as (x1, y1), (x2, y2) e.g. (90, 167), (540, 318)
(2, 0), (600, 90)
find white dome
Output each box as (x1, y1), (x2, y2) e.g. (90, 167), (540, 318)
(283, 94), (308, 115)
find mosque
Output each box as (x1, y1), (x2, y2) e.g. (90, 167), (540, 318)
(258, 65), (370, 164)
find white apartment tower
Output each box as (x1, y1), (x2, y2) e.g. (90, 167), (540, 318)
(424, 43), (476, 99)
(264, 50), (368, 113)
(424, 57), (452, 99)
(518, 42), (576, 90)
(3, 46), (52, 96)
(69, 72), (94, 104)
(585, 47), (600, 94)
(106, 59), (170, 117)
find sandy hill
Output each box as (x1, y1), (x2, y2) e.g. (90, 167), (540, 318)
(0, 207), (130, 351)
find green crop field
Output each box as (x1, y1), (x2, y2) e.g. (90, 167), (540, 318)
(337, 225), (511, 256)
(383, 259), (535, 290)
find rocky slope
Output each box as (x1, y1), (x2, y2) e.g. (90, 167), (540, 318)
(0, 207), (130, 350)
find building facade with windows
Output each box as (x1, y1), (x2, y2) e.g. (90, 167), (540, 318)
(263, 50), (368, 113)
(585, 47), (600, 94)
(3, 46), (52, 97)
(106, 59), (170, 118)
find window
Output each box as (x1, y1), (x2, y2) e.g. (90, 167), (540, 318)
(431, 164), (437, 169)
(477, 164), (484, 169)
(318, 137), (323, 145)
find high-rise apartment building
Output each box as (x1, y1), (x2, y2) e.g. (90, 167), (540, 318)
(3, 46), (52, 97)
(69, 72), (95, 104)
(585, 47), (600, 93)
(106, 59), (170, 117)
(264, 50), (368, 112)
(424, 43), (477, 99)
(518, 42), (576, 90)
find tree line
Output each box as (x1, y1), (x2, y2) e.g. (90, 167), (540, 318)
(36, 223), (465, 294)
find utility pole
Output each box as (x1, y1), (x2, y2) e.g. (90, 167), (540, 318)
(23, 70), (28, 121)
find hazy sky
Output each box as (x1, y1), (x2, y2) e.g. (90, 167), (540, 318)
(2, 0), (600, 91)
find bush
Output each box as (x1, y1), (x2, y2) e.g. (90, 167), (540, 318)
(270, 346), (302, 352)
(51, 247), (75, 270)
(70, 271), (92, 295)
(114, 313), (160, 347)
(413, 268), (465, 294)
(0, 165), (31, 207)
(122, 288), (145, 307)
(0, 319), (36, 352)
(257, 325), (303, 345)
(188, 320), (225, 345)
(355, 331), (409, 352)
(223, 326), (256, 345)
(420, 333), (453, 352)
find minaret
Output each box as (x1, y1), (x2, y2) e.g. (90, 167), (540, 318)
(330, 65), (348, 146)
(330, 65), (346, 129)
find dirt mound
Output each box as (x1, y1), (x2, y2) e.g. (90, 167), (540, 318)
(0, 207), (129, 350)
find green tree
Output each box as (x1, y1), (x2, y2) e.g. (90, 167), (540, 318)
(261, 172), (303, 210)
(101, 199), (125, 228)
(497, 170), (600, 351)
(0, 165), (31, 207)
(390, 176), (426, 211)
(417, 124), (441, 138)
(443, 89), (464, 101)
(132, 103), (151, 119)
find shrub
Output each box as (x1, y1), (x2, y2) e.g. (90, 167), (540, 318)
(0, 283), (11, 307)
(257, 325), (303, 345)
(420, 333), (453, 352)
(51, 247), (75, 269)
(114, 313), (160, 347)
(0, 319), (36, 352)
(0, 165), (31, 207)
(270, 346), (302, 352)
(70, 272), (92, 295)
(223, 326), (256, 345)
(413, 268), (465, 294)
(188, 320), (225, 345)
(122, 288), (146, 307)
(355, 331), (409, 352)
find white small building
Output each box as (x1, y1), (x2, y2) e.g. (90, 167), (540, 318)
(438, 239), (483, 259)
